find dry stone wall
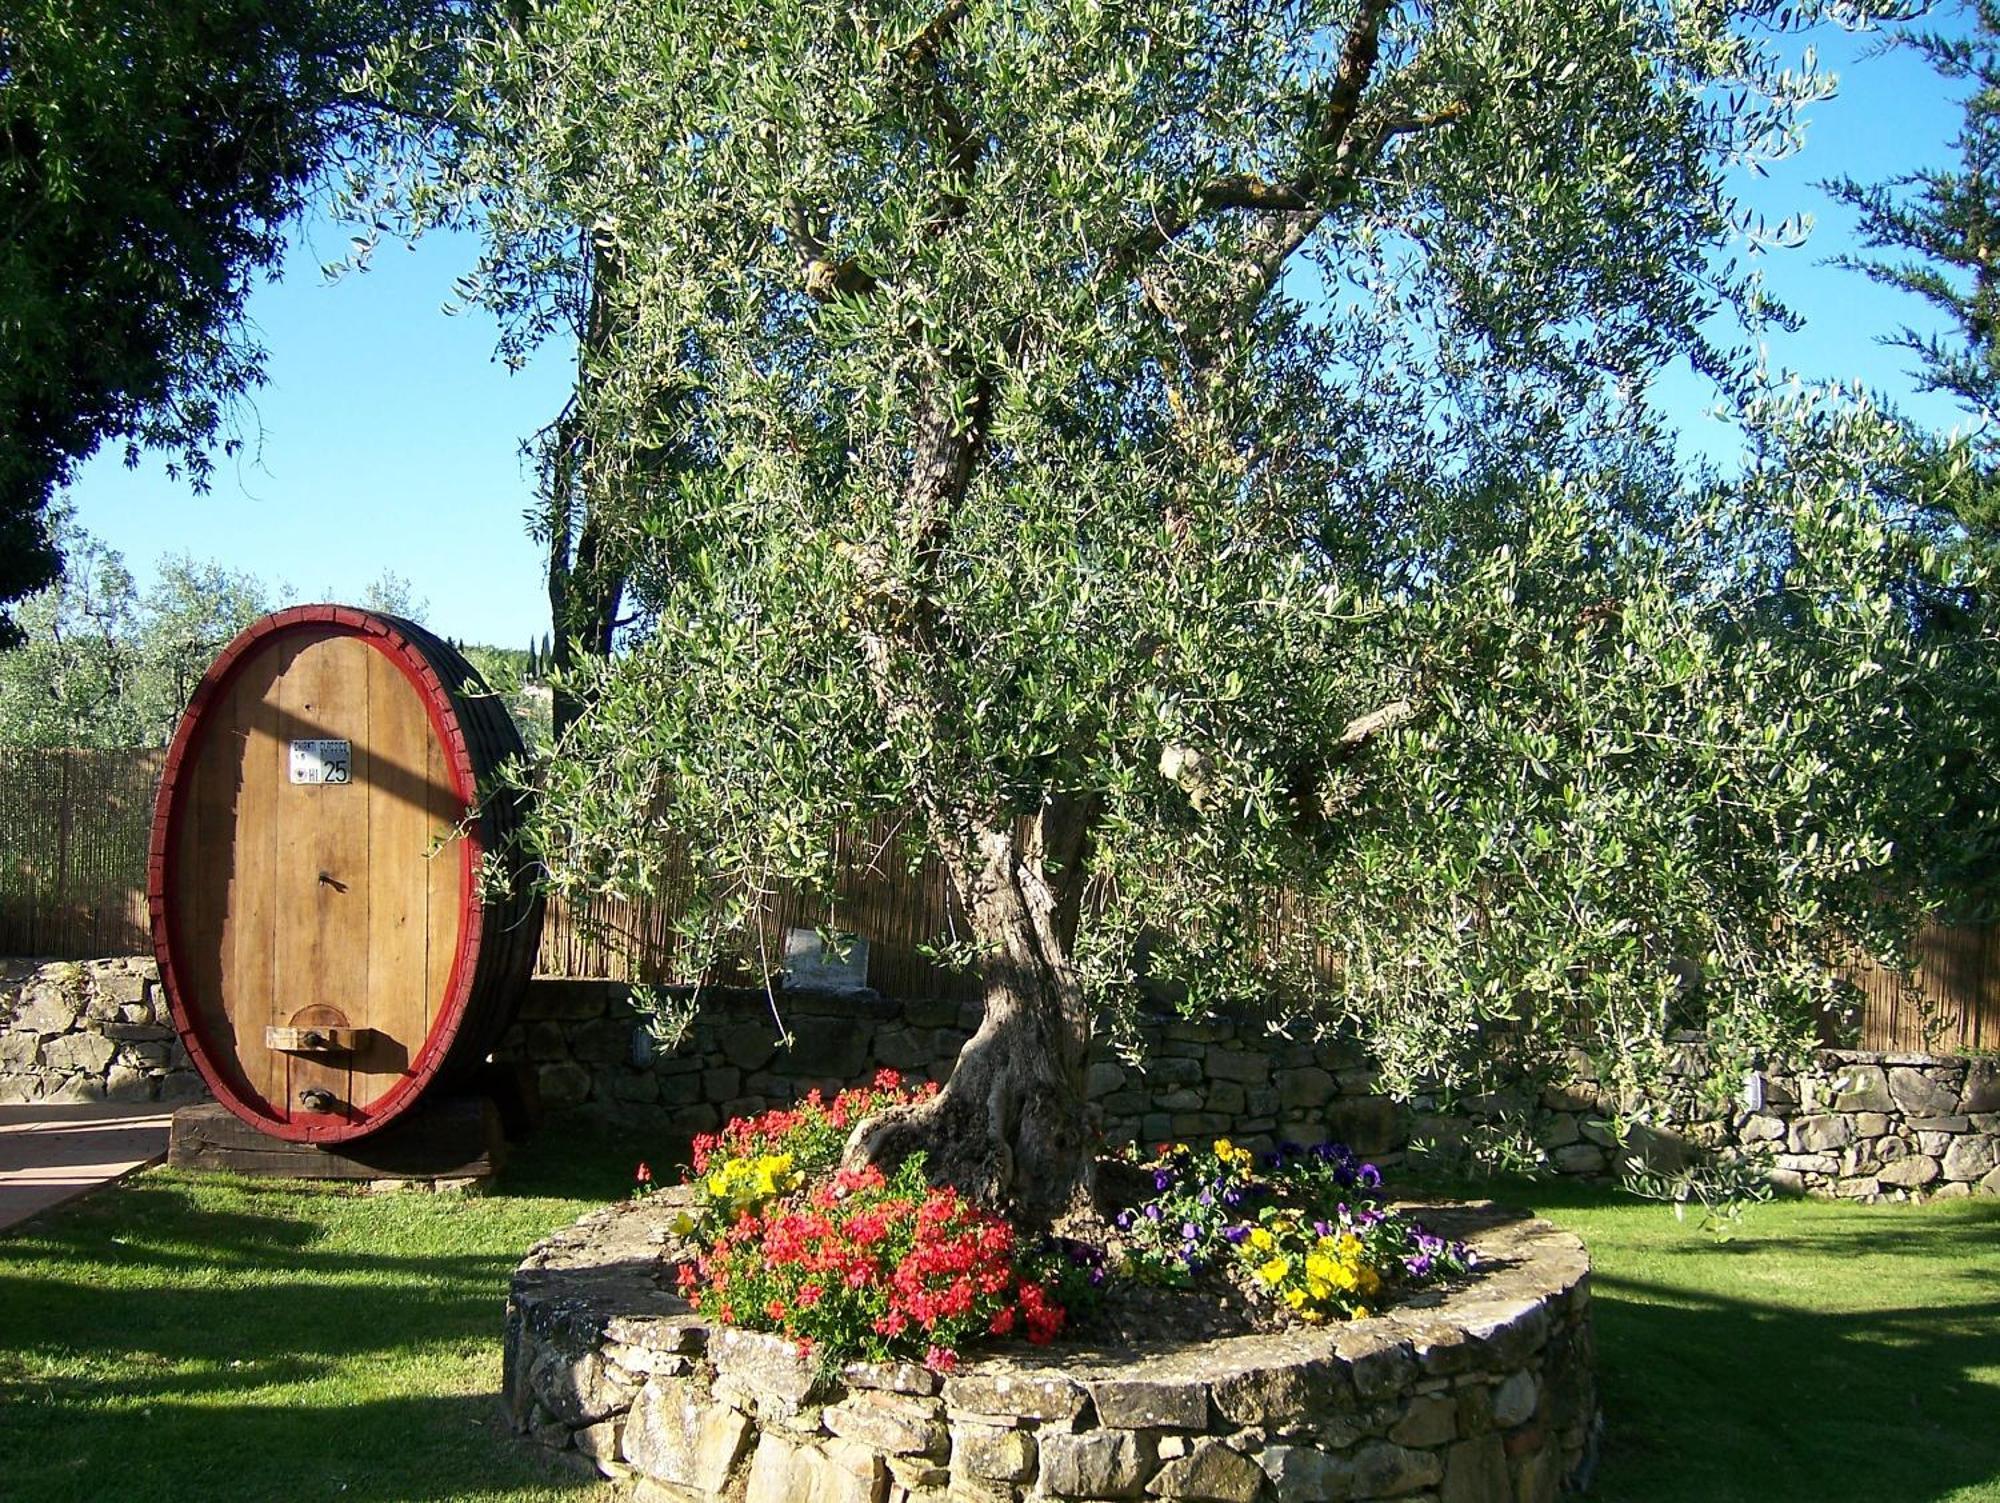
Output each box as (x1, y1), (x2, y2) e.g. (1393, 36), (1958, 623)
(0, 957), (204, 1105)
(496, 982), (2000, 1204)
(505, 1193), (1597, 1503)
(1732, 1051), (2000, 1200)
(493, 981), (1403, 1162)
(9, 962), (1994, 1207)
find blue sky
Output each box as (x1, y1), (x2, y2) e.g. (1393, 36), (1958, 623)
(61, 21), (1973, 647)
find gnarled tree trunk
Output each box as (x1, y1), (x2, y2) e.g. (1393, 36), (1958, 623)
(846, 798), (1096, 1221)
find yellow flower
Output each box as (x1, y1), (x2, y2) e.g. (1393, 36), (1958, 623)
(1249, 1227), (1275, 1252)
(1284, 1286), (1309, 1309)
(1256, 1256), (1291, 1285)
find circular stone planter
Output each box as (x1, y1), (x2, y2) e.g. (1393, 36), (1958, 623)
(503, 1197), (1597, 1502)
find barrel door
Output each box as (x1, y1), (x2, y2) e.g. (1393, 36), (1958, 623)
(149, 605), (542, 1142)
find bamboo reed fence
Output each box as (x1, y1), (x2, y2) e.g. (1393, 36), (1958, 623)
(4, 747), (1996, 1052)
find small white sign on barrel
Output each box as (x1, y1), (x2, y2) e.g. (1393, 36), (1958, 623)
(288, 738), (353, 786)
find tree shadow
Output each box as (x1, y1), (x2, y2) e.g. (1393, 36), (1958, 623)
(1589, 1274), (2000, 1502)
(0, 1387), (596, 1503)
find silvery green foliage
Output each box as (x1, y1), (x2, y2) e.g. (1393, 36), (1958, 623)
(360, 0), (1995, 1108)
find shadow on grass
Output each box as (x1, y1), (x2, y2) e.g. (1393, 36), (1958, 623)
(0, 1387), (593, 1503)
(0, 1158), (618, 1503)
(1589, 1276), (2000, 1503)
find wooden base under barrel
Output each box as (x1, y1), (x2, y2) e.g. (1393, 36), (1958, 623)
(168, 1096), (504, 1184)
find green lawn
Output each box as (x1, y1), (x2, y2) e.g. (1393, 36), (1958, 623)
(1, 1136), (1996, 1503)
(0, 1125), (655, 1503)
(1521, 1184), (2000, 1503)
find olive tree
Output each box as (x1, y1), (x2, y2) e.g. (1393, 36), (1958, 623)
(396, 0), (2000, 1213)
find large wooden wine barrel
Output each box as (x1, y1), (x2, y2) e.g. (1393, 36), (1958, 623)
(148, 605), (543, 1143)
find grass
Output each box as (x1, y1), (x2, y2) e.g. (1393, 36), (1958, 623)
(0, 1122), (656, 1503)
(1512, 1182), (2000, 1503)
(2, 1136), (1996, 1503)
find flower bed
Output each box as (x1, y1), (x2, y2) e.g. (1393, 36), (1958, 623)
(504, 1193), (1595, 1502)
(503, 1080), (1598, 1500)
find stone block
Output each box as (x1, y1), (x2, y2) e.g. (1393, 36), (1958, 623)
(872, 1027), (931, 1070)
(1831, 1066), (1893, 1113)
(951, 1422), (1037, 1482)
(1737, 1113), (1786, 1144)
(1877, 1155), (1941, 1189)
(1086, 1061), (1127, 1099)
(1889, 1067), (1959, 1119)
(1254, 1444), (1352, 1500)
(159, 1071), (207, 1102)
(1205, 1047), (1271, 1085)
(1388, 1392), (1458, 1447)
(1145, 1439), (1264, 1501)
(1159, 1087), (1206, 1112)
(823, 1392), (947, 1457)
(1535, 1113), (1581, 1149)
(15, 985), (83, 1035)
(744, 1434), (798, 1503)
(536, 1350), (637, 1428)
(0, 1032), (40, 1068)
(41, 1032), (116, 1075)
(1085, 1376), (1209, 1430)
(48, 1074), (107, 1104)
(1144, 1055), (1205, 1086)
(719, 1023), (779, 1072)
(1349, 1441), (1443, 1498)
(1441, 1434), (1509, 1503)
(1171, 1112), (1232, 1136)
(1549, 1143), (1607, 1175)
(702, 1066), (742, 1102)
(568, 1019), (635, 1066)
(1334, 1327), (1418, 1400)
(1490, 1370), (1538, 1429)
(1211, 1362), (1317, 1426)
(1788, 1114), (1851, 1154)
(576, 1417), (625, 1462)
(945, 1369), (1085, 1423)
(1278, 1067), (1336, 1111)
(1961, 1061), (2000, 1115)
(1942, 1136), (2000, 1183)
(1323, 1096), (1400, 1156)
(1208, 1081), (1247, 1115)
(844, 1360), (941, 1397)
(623, 1378), (752, 1493)
(712, 1326), (815, 1402)
(104, 1065), (155, 1100)
(1909, 1116), (1970, 1134)
(1037, 1428), (1153, 1499)
(777, 1017), (870, 1080)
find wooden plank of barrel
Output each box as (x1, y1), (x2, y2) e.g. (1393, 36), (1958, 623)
(147, 605), (544, 1143)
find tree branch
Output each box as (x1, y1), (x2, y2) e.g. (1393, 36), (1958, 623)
(1334, 697), (1415, 755)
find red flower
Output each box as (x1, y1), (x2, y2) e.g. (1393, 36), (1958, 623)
(635, 1161), (652, 1185)
(924, 1345), (958, 1373)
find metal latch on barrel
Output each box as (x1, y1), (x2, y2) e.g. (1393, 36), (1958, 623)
(266, 1026), (364, 1055)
